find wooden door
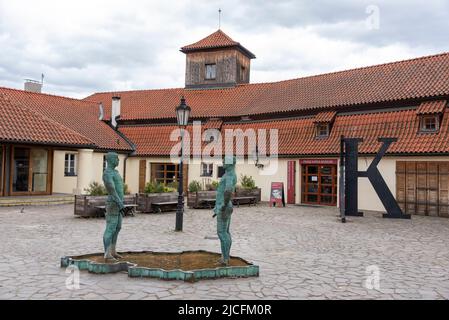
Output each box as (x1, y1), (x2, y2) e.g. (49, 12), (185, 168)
(10, 146), (51, 195)
(396, 161), (449, 217)
(138, 160), (146, 193)
(287, 160), (296, 204)
(302, 164), (337, 206)
(183, 164), (188, 194)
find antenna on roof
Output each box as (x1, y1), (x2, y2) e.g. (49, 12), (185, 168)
(218, 8), (222, 29)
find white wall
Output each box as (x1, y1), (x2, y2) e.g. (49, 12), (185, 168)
(187, 158), (292, 202)
(357, 156), (449, 212)
(52, 150), (126, 195)
(52, 150), (77, 194)
(123, 155), (449, 213)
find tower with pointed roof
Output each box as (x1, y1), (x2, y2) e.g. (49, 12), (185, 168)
(181, 30), (256, 89)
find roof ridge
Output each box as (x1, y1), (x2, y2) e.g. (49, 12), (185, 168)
(0, 86), (97, 106)
(85, 87), (184, 98)
(181, 29), (238, 49)
(259, 51), (449, 86)
(0, 92), (95, 145)
(85, 51), (449, 98)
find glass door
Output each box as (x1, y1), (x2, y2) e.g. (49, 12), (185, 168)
(11, 147), (50, 195)
(31, 148), (48, 192)
(12, 147), (30, 193)
(302, 164), (337, 206)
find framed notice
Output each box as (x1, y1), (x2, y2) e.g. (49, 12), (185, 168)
(270, 182), (286, 207)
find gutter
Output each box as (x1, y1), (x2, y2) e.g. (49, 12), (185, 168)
(114, 124), (137, 181)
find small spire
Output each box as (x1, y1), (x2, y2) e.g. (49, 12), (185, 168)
(218, 8), (222, 29)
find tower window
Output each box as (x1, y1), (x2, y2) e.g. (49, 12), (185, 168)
(205, 64), (216, 80)
(240, 66), (246, 82)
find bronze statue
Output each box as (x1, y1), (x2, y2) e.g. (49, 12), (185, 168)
(102, 152), (125, 261)
(213, 155), (237, 265)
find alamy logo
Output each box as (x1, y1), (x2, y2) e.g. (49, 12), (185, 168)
(169, 121), (279, 175)
(364, 265), (380, 290)
(65, 265), (80, 290)
(365, 5), (380, 30)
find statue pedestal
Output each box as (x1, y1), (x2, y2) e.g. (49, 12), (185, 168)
(61, 250), (259, 282)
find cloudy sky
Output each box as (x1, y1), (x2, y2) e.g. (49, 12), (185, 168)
(0, 0), (448, 98)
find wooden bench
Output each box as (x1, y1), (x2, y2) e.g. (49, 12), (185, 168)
(198, 196), (256, 209)
(151, 201), (178, 213)
(95, 204), (138, 216)
(198, 198), (216, 209)
(233, 196), (257, 207)
(74, 194), (138, 217)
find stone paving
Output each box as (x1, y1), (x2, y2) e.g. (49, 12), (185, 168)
(1, 203), (449, 300)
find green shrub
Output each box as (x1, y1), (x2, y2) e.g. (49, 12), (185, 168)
(240, 174), (256, 190)
(144, 181), (176, 193)
(84, 181), (107, 196)
(167, 180), (179, 190)
(123, 184), (130, 195)
(189, 180), (202, 193)
(206, 180), (219, 191)
(144, 181), (165, 193)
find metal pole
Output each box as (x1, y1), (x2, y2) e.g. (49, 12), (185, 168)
(339, 135), (346, 223)
(175, 128), (184, 231)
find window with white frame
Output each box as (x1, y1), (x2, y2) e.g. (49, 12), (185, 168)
(316, 123), (330, 138)
(201, 163), (213, 177)
(64, 153), (77, 176)
(420, 115), (439, 132)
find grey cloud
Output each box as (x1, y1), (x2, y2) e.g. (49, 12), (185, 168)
(0, 0), (448, 98)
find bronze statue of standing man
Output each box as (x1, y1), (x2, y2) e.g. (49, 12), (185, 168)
(102, 152), (125, 261)
(213, 155), (237, 265)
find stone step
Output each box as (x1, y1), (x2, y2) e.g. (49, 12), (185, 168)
(0, 196), (74, 207)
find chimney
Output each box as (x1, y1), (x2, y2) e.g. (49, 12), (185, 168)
(24, 79), (43, 93)
(111, 96), (121, 128)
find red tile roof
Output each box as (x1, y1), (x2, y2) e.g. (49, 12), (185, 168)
(120, 108), (449, 156)
(202, 119), (223, 130)
(314, 111), (337, 123)
(86, 52), (449, 121)
(0, 93), (93, 147)
(416, 100), (447, 114)
(181, 29), (256, 58)
(0, 87), (132, 151)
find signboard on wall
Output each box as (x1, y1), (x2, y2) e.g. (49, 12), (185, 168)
(270, 182), (285, 207)
(299, 159), (338, 165)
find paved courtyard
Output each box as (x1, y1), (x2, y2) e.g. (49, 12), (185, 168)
(1, 203), (449, 300)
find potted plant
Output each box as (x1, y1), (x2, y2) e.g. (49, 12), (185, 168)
(236, 174), (261, 202)
(137, 181), (178, 213)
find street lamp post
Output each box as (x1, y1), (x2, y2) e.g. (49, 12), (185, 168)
(175, 96), (191, 231)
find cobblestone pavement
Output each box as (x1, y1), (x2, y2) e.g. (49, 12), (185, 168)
(1, 203), (449, 300)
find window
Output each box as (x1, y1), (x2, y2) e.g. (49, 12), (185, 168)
(201, 163), (213, 177)
(64, 153), (76, 176)
(217, 166), (225, 178)
(420, 115), (439, 132)
(205, 64), (216, 80)
(151, 163), (179, 185)
(316, 123), (329, 138)
(240, 66), (246, 82)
